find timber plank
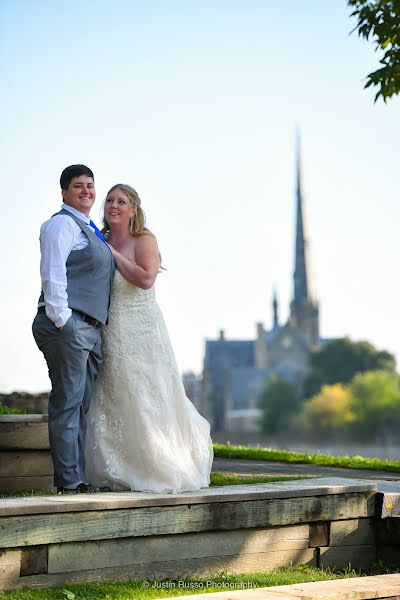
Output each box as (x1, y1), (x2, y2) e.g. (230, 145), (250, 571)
(0, 492), (375, 548)
(329, 518), (375, 547)
(0, 478), (377, 517)
(0, 416), (48, 423)
(0, 549), (316, 590)
(319, 544), (376, 570)
(20, 546), (48, 576)
(0, 421), (49, 450)
(154, 574), (400, 599)
(309, 522), (329, 547)
(48, 525), (309, 573)
(0, 477), (53, 493)
(0, 451), (53, 477)
(0, 549), (21, 580)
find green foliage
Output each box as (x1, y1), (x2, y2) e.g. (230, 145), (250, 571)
(213, 442), (400, 472)
(349, 0), (400, 102)
(302, 367), (400, 440)
(210, 472), (308, 486)
(61, 591), (76, 600)
(349, 369), (400, 439)
(304, 338), (396, 398)
(259, 374), (298, 435)
(302, 384), (356, 434)
(0, 566), (362, 599)
(0, 402), (25, 415)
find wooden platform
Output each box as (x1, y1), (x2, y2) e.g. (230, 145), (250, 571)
(171, 574), (400, 600)
(0, 415), (52, 492)
(0, 477), (381, 590)
(2, 415), (400, 591)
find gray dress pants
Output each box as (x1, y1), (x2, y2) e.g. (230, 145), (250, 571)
(32, 312), (102, 488)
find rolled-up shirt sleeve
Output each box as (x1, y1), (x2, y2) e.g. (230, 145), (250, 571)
(40, 216), (76, 328)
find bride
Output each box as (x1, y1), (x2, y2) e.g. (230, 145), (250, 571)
(85, 184), (213, 494)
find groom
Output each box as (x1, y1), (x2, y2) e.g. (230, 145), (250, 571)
(32, 164), (114, 494)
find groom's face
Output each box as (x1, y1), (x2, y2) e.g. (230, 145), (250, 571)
(62, 175), (96, 217)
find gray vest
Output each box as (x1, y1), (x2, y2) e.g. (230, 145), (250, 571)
(39, 209), (114, 324)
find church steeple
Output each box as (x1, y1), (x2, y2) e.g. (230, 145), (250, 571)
(289, 133), (320, 348)
(272, 288), (279, 330)
(293, 134), (311, 306)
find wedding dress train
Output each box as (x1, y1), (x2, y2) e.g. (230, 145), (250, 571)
(86, 270), (213, 493)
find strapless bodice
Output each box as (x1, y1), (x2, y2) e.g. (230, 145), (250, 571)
(110, 270), (156, 309)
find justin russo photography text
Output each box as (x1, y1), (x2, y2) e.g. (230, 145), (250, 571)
(143, 580), (257, 590)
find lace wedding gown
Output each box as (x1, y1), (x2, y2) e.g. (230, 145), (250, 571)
(85, 270), (213, 493)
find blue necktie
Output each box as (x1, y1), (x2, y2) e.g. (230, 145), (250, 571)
(89, 220), (107, 245)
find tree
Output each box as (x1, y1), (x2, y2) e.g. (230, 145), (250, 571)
(259, 374), (298, 435)
(301, 384), (356, 435)
(304, 338), (396, 398)
(349, 0), (400, 102)
(349, 369), (400, 439)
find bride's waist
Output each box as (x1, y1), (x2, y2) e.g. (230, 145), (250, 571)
(109, 297), (158, 310)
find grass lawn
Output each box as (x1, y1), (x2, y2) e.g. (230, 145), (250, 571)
(0, 565), (365, 599)
(214, 443), (400, 473)
(210, 471), (308, 486)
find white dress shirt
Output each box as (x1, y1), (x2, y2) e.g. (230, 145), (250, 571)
(39, 204), (96, 328)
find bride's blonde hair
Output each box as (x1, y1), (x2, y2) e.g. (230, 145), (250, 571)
(101, 184), (150, 237)
(102, 183), (165, 269)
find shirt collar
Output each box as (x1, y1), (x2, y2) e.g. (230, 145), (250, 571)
(61, 203), (91, 225)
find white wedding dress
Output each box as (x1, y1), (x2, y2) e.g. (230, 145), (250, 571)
(85, 270), (213, 493)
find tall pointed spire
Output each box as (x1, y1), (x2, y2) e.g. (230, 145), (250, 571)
(293, 131), (311, 306)
(289, 132), (319, 348)
(272, 287), (279, 330)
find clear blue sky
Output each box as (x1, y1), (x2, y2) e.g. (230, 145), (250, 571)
(1, 1), (399, 392)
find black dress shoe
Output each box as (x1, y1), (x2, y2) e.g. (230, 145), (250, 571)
(57, 483), (112, 494)
(98, 485), (112, 492)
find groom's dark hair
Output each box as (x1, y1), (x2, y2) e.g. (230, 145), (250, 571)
(60, 164), (94, 190)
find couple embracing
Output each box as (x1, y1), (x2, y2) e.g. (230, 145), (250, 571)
(32, 164), (213, 495)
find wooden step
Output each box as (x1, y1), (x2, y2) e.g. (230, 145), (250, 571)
(0, 478), (383, 591)
(0, 415), (49, 450)
(168, 573), (400, 599)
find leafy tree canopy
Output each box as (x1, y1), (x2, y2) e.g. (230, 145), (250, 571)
(259, 374), (298, 435)
(349, 0), (400, 102)
(304, 337), (396, 398)
(301, 371), (400, 440)
(302, 384), (356, 433)
(349, 369), (400, 438)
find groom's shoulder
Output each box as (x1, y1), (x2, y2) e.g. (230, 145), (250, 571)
(40, 212), (78, 237)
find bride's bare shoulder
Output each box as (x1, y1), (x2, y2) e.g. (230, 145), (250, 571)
(133, 232), (158, 251)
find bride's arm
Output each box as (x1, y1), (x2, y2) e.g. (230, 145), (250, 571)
(109, 234), (160, 289)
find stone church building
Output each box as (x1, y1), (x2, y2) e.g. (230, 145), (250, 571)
(202, 150), (327, 433)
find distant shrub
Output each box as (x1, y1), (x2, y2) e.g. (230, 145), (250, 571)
(0, 402), (25, 415)
(259, 374), (298, 435)
(301, 384), (356, 436)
